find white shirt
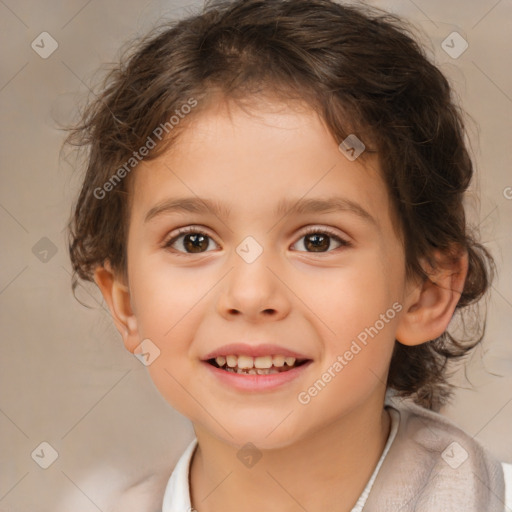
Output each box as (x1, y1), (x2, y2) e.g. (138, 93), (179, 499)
(162, 407), (512, 512)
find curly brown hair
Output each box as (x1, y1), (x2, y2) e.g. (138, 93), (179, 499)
(64, 0), (495, 411)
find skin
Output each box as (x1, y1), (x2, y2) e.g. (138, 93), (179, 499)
(95, 95), (468, 512)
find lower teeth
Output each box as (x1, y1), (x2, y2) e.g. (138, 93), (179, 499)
(223, 366), (294, 375)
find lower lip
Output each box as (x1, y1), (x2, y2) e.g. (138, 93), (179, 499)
(202, 360), (313, 392)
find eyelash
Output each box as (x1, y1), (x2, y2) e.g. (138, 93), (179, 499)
(162, 225), (352, 256)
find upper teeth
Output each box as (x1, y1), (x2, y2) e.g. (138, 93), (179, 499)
(215, 355), (296, 369)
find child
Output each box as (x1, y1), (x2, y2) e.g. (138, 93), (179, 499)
(65, 0), (512, 510)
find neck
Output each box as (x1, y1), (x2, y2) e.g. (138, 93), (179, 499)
(189, 395), (391, 512)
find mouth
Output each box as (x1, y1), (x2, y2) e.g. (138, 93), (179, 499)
(206, 354), (311, 375)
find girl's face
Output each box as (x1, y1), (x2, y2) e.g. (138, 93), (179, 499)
(124, 98), (410, 449)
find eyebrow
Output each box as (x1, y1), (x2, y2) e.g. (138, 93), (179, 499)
(144, 196), (376, 226)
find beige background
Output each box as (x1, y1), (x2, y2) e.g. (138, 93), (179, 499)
(0, 0), (511, 510)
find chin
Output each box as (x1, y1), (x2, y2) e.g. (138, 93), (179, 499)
(215, 421), (304, 452)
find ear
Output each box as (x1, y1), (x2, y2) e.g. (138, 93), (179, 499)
(93, 261), (140, 353)
(395, 247), (469, 346)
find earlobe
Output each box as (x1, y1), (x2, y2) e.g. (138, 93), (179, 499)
(93, 261), (140, 352)
(395, 248), (469, 346)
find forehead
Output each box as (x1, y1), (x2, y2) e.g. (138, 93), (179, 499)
(130, 98), (393, 231)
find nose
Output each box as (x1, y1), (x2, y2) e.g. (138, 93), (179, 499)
(216, 246), (291, 322)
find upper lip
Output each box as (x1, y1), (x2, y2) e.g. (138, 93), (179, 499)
(201, 343), (311, 361)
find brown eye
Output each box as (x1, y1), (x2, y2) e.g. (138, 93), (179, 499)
(304, 233), (330, 252)
(163, 228), (219, 254)
(291, 228), (351, 253)
(182, 233), (209, 253)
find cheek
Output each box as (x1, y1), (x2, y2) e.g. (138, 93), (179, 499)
(295, 249), (401, 378)
(295, 270), (399, 417)
(127, 257), (215, 412)
(129, 253), (210, 338)
(300, 249), (401, 334)
(140, 303), (206, 417)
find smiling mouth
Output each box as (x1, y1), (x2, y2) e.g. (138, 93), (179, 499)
(207, 356), (310, 375)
